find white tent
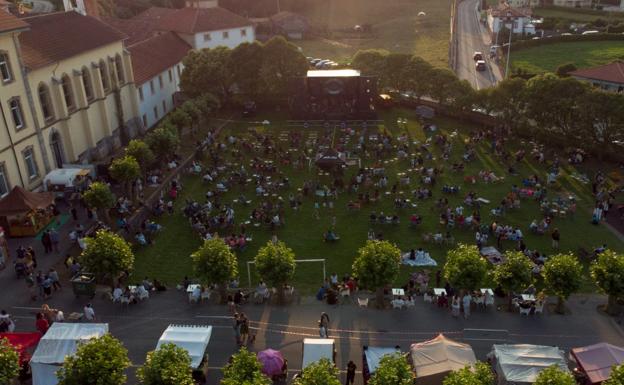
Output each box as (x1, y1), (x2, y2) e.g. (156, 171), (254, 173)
(364, 346), (401, 375)
(302, 338), (335, 369)
(156, 325), (212, 369)
(410, 334), (477, 385)
(30, 323), (108, 385)
(489, 344), (568, 385)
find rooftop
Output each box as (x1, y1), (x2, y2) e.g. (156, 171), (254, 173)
(100, 15), (157, 45)
(570, 61), (624, 85)
(489, 3), (531, 18)
(0, 8), (28, 33)
(156, 6), (252, 34)
(127, 31), (191, 85)
(19, 11), (126, 70)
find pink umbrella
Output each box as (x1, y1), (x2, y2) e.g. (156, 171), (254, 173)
(257, 349), (284, 377)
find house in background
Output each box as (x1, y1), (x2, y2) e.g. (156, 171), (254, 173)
(506, 0), (541, 7)
(552, 0), (593, 7)
(570, 61), (624, 93)
(268, 11), (309, 40)
(487, 3), (535, 36)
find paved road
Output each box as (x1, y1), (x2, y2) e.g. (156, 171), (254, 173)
(455, 0), (502, 89)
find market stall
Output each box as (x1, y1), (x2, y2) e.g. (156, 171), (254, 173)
(30, 323), (108, 385)
(362, 346), (402, 384)
(0, 186), (55, 237)
(571, 342), (624, 385)
(156, 324), (212, 382)
(488, 344), (568, 385)
(302, 338), (335, 369)
(410, 334), (477, 385)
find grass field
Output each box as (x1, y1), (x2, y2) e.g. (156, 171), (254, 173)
(511, 40), (624, 73)
(533, 6), (624, 22)
(293, 0), (452, 67)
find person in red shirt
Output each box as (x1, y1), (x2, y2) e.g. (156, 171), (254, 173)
(35, 312), (49, 334)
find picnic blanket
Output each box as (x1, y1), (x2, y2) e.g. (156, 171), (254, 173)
(402, 252), (437, 267)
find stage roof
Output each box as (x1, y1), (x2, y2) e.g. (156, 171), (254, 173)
(307, 69), (361, 78)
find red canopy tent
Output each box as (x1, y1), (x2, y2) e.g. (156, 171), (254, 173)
(572, 343), (624, 384)
(0, 332), (42, 365)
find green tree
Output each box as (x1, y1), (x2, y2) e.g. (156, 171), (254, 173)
(254, 241), (296, 303)
(180, 100), (202, 137)
(543, 253), (583, 314)
(604, 363), (624, 385)
(403, 56), (434, 100)
(368, 353), (413, 385)
(484, 77), (527, 132)
(168, 108), (192, 138)
(443, 244), (488, 291)
(125, 139), (155, 175)
(493, 251), (533, 310)
(80, 229), (134, 282)
(229, 41), (265, 99)
(109, 155), (140, 200)
(351, 49), (388, 76)
(555, 62), (577, 78)
(221, 347), (270, 385)
(259, 36), (308, 96)
(580, 89), (624, 156)
(137, 343), (194, 385)
(146, 123), (180, 160)
(82, 181), (115, 225)
(534, 366), (575, 385)
(591, 250), (624, 315)
(195, 93), (221, 118)
(444, 362), (495, 385)
(352, 240), (401, 307)
(0, 337), (20, 385)
(427, 68), (463, 106)
(293, 358), (340, 385)
(180, 47), (233, 100)
(191, 238), (238, 303)
(381, 53), (412, 92)
(57, 334), (130, 385)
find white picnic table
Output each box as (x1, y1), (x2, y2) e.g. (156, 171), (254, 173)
(480, 288), (494, 296)
(521, 294), (536, 301)
(392, 288), (405, 296)
(433, 288), (447, 296)
(187, 284), (201, 293)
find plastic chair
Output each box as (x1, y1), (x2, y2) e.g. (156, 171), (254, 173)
(519, 307), (531, 316)
(357, 298), (369, 308)
(424, 293), (433, 303)
(534, 301), (544, 314)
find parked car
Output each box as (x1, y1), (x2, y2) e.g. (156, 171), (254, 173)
(475, 60), (486, 71)
(473, 51), (483, 61)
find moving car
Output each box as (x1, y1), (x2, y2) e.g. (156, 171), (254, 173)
(475, 60), (486, 71)
(473, 51), (483, 61)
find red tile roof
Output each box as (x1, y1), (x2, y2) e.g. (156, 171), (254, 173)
(156, 6), (252, 34)
(100, 15), (156, 45)
(132, 6), (176, 22)
(570, 61), (624, 85)
(19, 12), (126, 70)
(0, 8), (28, 33)
(127, 31), (190, 85)
(489, 3), (531, 18)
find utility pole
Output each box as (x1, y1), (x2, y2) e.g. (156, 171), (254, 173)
(504, 21), (512, 78)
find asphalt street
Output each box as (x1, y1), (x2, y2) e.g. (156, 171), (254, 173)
(455, 0), (502, 89)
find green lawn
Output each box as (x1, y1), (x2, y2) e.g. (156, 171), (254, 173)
(533, 6), (624, 22)
(133, 108), (624, 294)
(293, 0), (451, 67)
(511, 41), (624, 74)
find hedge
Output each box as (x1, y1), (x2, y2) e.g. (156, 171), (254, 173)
(509, 33), (624, 52)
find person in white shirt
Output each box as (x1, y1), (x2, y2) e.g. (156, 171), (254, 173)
(112, 286), (123, 302)
(83, 304), (95, 321)
(330, 273), (338, 285)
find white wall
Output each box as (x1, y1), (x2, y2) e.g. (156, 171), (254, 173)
(191, 25), (255, 49)
(490, 16), (529, 34)
(137, 62), (183, 129)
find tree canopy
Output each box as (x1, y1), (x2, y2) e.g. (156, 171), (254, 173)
(80, 229), (134, 280)
(125, 139), (155, 173)
(533, 366), (575, 385)
(57, 334), (130, 385)
(604, 363), (624, 385)
(352, 240), (401, 291)
(82, 181), (115, 212)
(591, 250), (624, 314)
(443, 362), (495, 385)
(293, 358), (341, 385)
(493, 251), (533, 306)
(368, 353), (413, 385)
(192, 238), (238, 302)
(137, 343), (194, 385)
(145, 123), (180, 160)
(221, 347), (270, 385)
(254, 241), (296, 291)
(0, 337), (20, 385)
(443, 244), (488, 291)
(543, 253), (583, 313)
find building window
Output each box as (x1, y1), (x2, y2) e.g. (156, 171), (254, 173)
(142, 114), (147, 127)
(158, 75), (163, 89)
(0, 52), (13, 83)
(153, 106), (158, 120)
(9, 98), (24, 130)
(0, 163), (9, 197)
(82, 67), (94, 101)
(99, 60), (110, 92)
(138, 86), (144, 101)
(38, 84), (54, 121)
(115, 55), (125, 84)
(203, 33), (211, 41)
(150, 80), (155, 95)
(22, 147), (38, 179)
(241, 28), (247, 37)
(162, 100), (166, 112)
(222, 31), (229, 39)
(168, 69), (173, 82)
(61, 75), (75, 111)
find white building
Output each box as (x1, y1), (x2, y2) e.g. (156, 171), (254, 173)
(570, 61), (624, 93)
(488, 3), (534, 35)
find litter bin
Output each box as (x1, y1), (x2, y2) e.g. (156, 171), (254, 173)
(71, 273), (96, 299)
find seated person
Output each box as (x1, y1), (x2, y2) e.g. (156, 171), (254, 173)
(153, 279), (167, 291)
(256, 281), (270, 299)
(135, 232), (147, 246)
(136, 284), (149, 300)
(190, 285), (201, 302)
(112, 285), (123, 302)
(324, 229), (339, 242)
(391, 297), (405, 308)
(142, 277), (153, 291)
(316, 285), (327, 301)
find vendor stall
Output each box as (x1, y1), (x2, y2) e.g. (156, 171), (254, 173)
(30, 323), (108, 385)
(488, 344), (568, 385)
(0, 186), (55, 237)
(410, 334), (477, 385)
(571, 342), (624, 385)
(156, 324), (212, 383)
(302, 338), (335, 369)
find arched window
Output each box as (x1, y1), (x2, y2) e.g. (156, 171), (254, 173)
(61, 75), (75, 111)
(115, 55), (124, 84)
(38, 83), (54, 121)
(8, 97), (24, 130)
(82, 67), (93, 101)
(99, 60), (109, 92)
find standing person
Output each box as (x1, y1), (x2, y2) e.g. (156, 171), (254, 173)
(320, 312), (330, 338)
(346, 360), (356, 385)
(41, 230), (52, 254)
(35, 313), (49, 334)
(49, 228), (60, 253)
(71, 206), (78, 221)
(36, 270), (44, 298)
(27, 247), (37, 268)
(233, 313), (241, 346)
(451, 296), (461, 318)
(49, 268), (61, 291)
(462, 293), (472, 319)
(83, 303), (95, 321)
(551, 228), (560, 249)
(239, 313), (249, 346)
(0, 310), (15, 332)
